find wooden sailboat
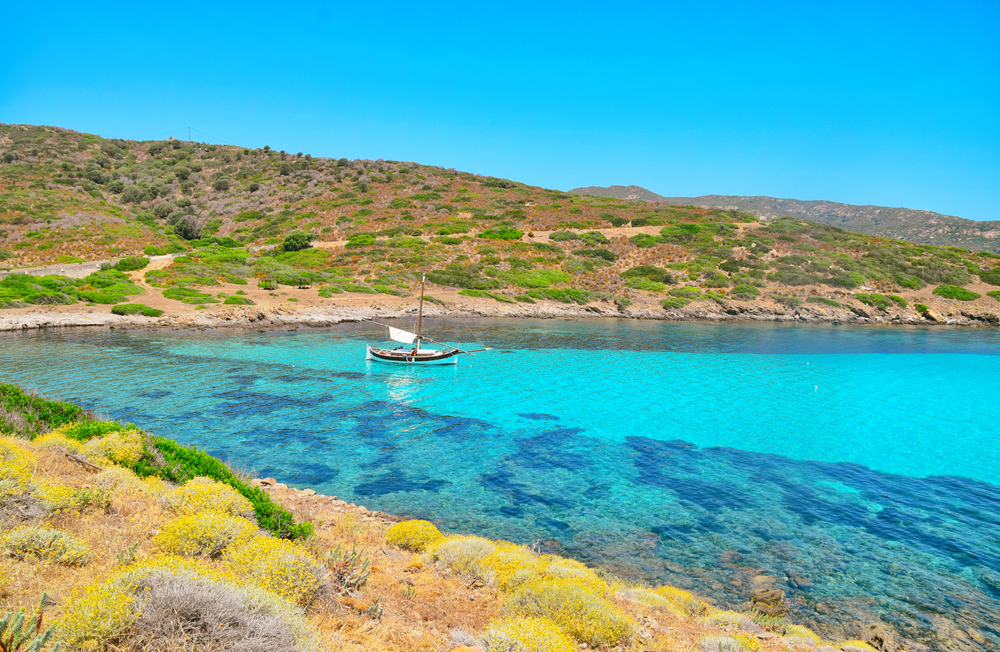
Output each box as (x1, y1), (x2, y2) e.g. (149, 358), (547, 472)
(365, 274), (490, 365)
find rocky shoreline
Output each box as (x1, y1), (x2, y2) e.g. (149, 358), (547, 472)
(2, 296), (999, 333)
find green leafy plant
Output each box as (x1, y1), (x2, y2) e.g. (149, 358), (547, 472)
(326, 544), (372, 595)
(933, 285), (980, 301)
(281, 231), (315, 252)
(479, 226), (524, 240)
(731, 284), (760, 300)
(111, 304), (164, 317)
(855, 293), (892, 310)
(0, 593), (58, 652)
(116, 542), (139, 566)
(114, 256), (149, 272)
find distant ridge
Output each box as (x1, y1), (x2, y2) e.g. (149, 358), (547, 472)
(569, 185), (668, 203)
(569, 186), (1000, 252)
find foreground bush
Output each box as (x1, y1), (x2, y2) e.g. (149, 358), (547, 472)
(429, 535), (496, 577)
(163, 477), (256, 520)
(481, 616), (575, 652)
(480, 543), (542, 590)
(225, 536), (326, 605)
(505, 577), (636, 647)
(385, 519), (444, 551)
(155, 510), (257, 559)
(1, 525), (90, 565)
(56, 556), (322, 652)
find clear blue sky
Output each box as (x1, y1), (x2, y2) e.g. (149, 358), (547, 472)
(2, 1), (997, 220)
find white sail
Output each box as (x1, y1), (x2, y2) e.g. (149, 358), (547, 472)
(389, 327), (416, 344)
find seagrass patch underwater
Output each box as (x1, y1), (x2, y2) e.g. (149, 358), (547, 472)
(2, 320), (999, 649)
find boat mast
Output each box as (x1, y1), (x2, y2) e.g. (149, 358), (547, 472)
(415, 273), (425, 352)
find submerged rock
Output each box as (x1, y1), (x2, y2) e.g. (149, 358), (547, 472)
(750, 587), (786, 616)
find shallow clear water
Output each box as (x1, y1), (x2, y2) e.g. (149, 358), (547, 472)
(3, 320), (999, 648)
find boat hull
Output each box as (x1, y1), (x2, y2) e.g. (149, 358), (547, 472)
(366, 345), (459, 365)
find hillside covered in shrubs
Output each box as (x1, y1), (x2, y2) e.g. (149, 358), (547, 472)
(0, 383), (886, 652)
(1, 122), (999, 324)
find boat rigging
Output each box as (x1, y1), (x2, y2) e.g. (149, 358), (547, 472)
(365, 274), (491, 365)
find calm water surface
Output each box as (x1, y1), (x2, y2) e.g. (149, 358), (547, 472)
(3, 320), (998, 648)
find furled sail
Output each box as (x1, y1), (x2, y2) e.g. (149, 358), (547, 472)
(389, 327), (417, 344)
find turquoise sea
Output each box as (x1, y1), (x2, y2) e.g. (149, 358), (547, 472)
(2, 320), (998, 649)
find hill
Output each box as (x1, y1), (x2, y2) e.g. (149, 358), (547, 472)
(567, 184), (668, 202)
(1, 122), (999, 328)
(569, 186), (1000, 253)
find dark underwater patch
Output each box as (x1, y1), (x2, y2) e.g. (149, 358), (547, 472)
(354, 468), (451, 496)
(511, 427), (590, 472)
(518, 413), (560, 421)
(137, 389), (171, 399)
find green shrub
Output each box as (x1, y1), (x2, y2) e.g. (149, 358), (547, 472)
(143, 243), (188, 256)
(342, 283), (378, 294)
(855, 293), (892, 310)
(549, 231), (580, 242)
(317, 286), (343, 297)
(629, 234), (660, 248)
(916, 303), (929, 312)
(459, 289), (516, 303)
(479, 226), (524, 240)
(281, 231), (315, 252)
(529, 242), (562, 254)
(659, 296), (687, 309)
(163, 287), (218, 304)
(669, 286), (703, 300)
(806, 297), (840, 307)
(622, 266), (672, 284)
(502, 269), (572, 289)
(731, 284), (760, 300)
(888, 294), (908, 308)
(345, 233), (376, 248)
(979, 268), (1000, 286)
(114, 256), (149, 272)
(573, 248), (617, 262)
(111, 304), (164, 317)
(525, 288), (591, 304)
(774, 296), (802, 307)
(986, 290), (1000, 302)
(580, 231), (609, 246)
(0, 383), (85, 438)
(1, 525), (90, 565)
(933, 285), (980, 301)
(223, 296), (256, 305)
(625, 277), (665, 292)
(749, 609), (789, 635)
(426, 265), (502, 290)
